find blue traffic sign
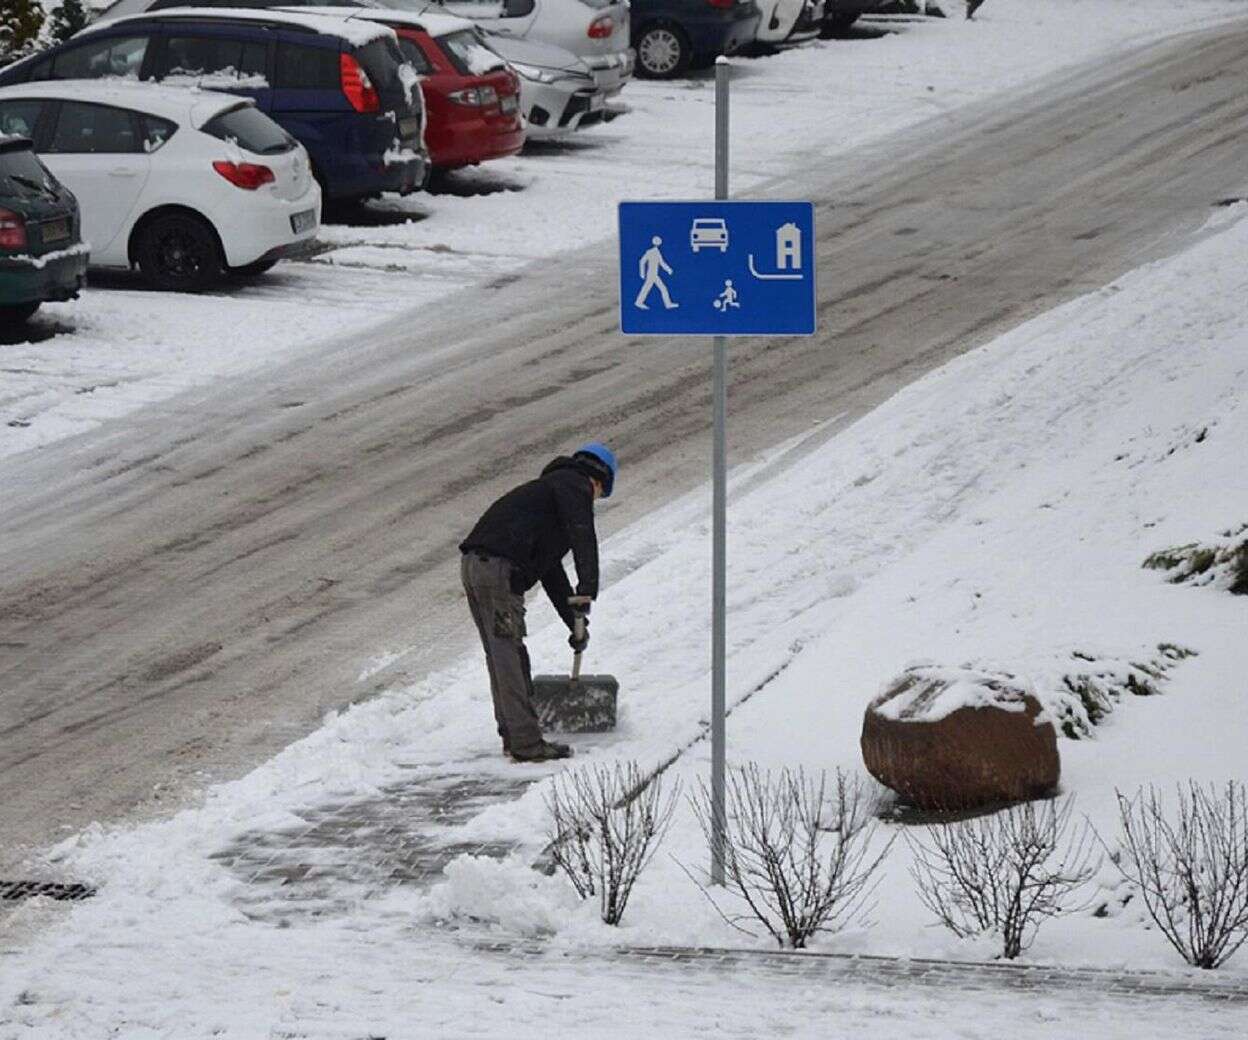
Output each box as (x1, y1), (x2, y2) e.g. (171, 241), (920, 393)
(618, 201), (816, 337)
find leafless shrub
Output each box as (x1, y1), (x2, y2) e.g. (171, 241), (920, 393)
(1112, 782), (1248, 969)
(687, 765), (894, 949)
(545, 761), (678, 925)
(908, 798), (1099, 959)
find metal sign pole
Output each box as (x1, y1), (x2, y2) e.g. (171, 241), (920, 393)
(710, 58), (729, 888)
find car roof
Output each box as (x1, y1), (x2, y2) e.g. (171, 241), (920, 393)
(298, 7), (475, 38)
(79, 7), (394, 47)
(0, 79), (250, 123)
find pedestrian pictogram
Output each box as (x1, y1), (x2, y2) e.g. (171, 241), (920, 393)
(634, 235), (679, 310)
(618, 201), (815, 335)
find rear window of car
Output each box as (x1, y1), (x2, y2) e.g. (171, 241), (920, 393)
(273, 41), (340, 90)
(354, 37), (405, 86)
(0, 146), (60, 201)
(437, 30), (505, 77)
(201, 104), (296, 155)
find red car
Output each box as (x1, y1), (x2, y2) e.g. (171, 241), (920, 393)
(364, 12), (525, 173)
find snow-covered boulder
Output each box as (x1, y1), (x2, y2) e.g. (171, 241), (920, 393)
(861, 664), (1060, 811)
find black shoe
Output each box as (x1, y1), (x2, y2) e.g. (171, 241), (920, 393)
(510, 740), (573, 762)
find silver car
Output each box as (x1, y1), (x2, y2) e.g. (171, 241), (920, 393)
(483, 30), (610, 138)
(415, 0), (632, 97)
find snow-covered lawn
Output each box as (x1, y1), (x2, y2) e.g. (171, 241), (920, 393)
(3, 173), (1247, 1040)
(4, 0), (1246, 460)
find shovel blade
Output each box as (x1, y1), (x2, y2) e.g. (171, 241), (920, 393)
(531, 674), (618, 733)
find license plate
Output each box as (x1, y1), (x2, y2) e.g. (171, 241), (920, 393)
(589, 94), (605, 111)
(290, 209), (317, 235)
(398, 116), (421, 139)
(500, 94), (518, 114)
(42, 218), (70, 244)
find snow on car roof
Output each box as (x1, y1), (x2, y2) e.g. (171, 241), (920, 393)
(0, 79), (250, 123)
(286, 6), (475, 38)
(80, 7), (393, 47)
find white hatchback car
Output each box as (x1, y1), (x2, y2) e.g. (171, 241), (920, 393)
(0, 80), (320, 290)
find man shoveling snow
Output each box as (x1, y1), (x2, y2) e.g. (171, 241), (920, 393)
(459, 443), (617, 762)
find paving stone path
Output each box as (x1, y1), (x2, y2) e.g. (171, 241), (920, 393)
(210, 762), (537, 922)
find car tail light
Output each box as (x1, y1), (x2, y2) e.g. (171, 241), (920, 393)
(213, 161), (276, 190)
(706, 0), (735, 7)
(0, 208), (26, 250)
(340, 53), (380, 113)
(588, 15), (614, 38)
(447, 85), (499, 107)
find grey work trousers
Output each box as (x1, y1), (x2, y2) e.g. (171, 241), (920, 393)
(461, 552), (543, 753)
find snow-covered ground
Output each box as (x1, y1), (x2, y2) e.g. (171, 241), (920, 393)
(3, 149), (1247, 1040)
(4, 0), (1246, 460)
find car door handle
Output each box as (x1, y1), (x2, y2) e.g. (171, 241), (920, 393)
(108, 168), (138, 177)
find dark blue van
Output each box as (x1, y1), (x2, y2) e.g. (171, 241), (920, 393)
(0, 10), (427, 202)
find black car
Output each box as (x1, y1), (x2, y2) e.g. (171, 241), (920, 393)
(0, 135), (88, 324)
(0, 11), (428, 202)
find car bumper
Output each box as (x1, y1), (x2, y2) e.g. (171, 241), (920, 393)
(214, 182), (323, 269)
(524, 85), (611, 140)
(0, 242), (89, 307)
(583, 49), (634, 96)
(428, 115), (526, 170)
(677, 10), (764, 62)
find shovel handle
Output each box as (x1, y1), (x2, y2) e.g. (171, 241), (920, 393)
(569, 598), (590, 682)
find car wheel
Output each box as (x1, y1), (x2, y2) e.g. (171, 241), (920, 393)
(135, 212), (223, 292)
(0, 302), (40, 324)
(636, 24), (692, 80)
(228, 258), (279, 279)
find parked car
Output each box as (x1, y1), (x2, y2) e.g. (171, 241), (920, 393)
(484, 29), (606, 137)
(0, 9), (428, 203)
(755, 0), (823, 46)
(0, 81), (320, 289)
(0, 134), (89, 323)
(284, 8), (526, 172)
(391, 0), (633, 98)
(628, 0), (761, 79)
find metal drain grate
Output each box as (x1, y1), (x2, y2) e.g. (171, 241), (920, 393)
(0, 880), (96, 902)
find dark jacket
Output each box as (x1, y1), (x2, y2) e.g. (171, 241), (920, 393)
(460, 457), (600, 629)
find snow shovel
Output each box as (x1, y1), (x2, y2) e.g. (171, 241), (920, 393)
(531, 599), (618, 733)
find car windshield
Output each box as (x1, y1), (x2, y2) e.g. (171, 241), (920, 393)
(0, 146), (61, 201)
(438, 30), (506, 77)
(201, 104), (296, 155)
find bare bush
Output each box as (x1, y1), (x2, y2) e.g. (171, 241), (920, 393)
(908, 798), (1099, 959)
(688, 765), (894, 949)
(545, 761), (678, 925)
(1112, 781), (1248, 969)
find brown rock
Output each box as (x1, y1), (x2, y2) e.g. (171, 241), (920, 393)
(861, 665), (1060, 811)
